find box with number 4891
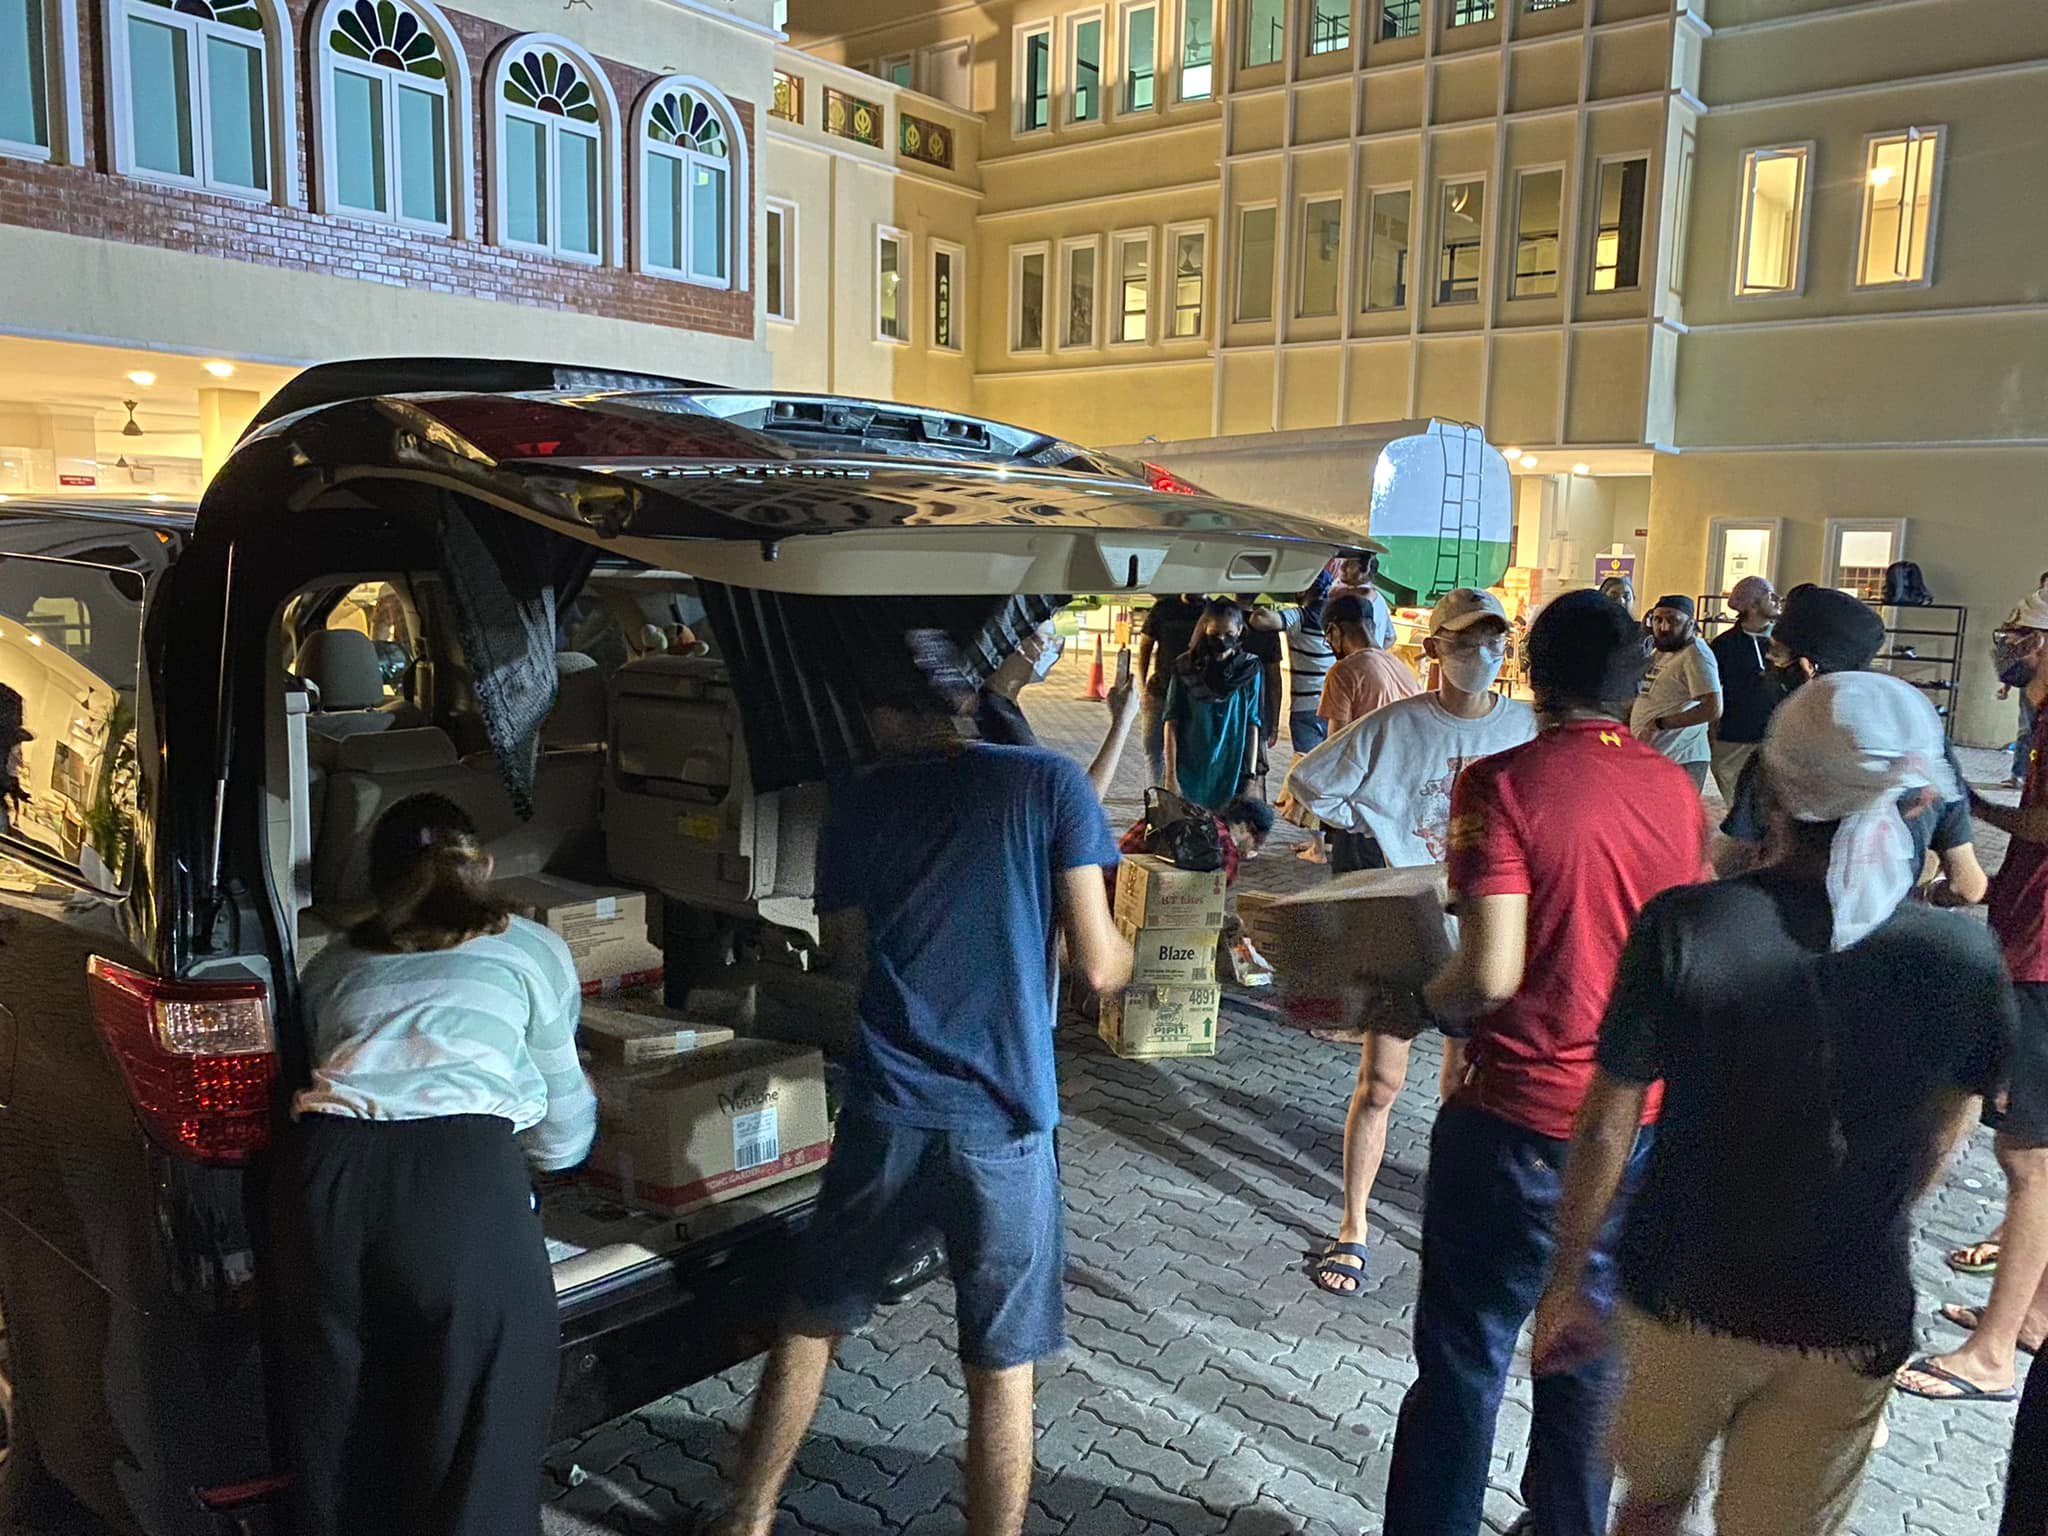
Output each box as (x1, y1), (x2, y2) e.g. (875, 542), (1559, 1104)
(586, 1040), (832, 1217)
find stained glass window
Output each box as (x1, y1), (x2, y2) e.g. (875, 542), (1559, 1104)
(495, 39), (604, 259)
(122, 0), (271, 192)
(328, 0), (444, 78)
(648, 88), (728, 157)
(503, 47), (598, 123)
(323, 0), (452, 229)
(642, 80), (734, 285)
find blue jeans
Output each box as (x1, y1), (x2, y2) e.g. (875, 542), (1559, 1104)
(794, 1115), (1067, 1370)
(1383, 1098), (1653, 1536)
(2018, 693), (2038, 783)
(1290, 708), (1327, 754)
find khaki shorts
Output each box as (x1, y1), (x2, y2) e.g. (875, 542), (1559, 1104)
(1613, 1307), (1890, 1536)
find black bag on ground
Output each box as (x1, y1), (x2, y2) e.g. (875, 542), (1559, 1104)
(1142, 787), (1223, 872)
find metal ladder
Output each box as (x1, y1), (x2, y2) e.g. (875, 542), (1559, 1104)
(1428, 420), (1486, 599)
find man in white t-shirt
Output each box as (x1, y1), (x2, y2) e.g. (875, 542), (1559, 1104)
(1279, 588), (1538, 1299)
(1631, 594), (1722, 793)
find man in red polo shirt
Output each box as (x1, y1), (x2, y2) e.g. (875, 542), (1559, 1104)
(1380, 589), (1709, 1536)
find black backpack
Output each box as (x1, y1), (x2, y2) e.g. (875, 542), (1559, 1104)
(1883, 561), (1933, 605)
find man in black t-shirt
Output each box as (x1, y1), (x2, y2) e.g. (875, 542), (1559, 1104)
(1707, 575), (1781, 802)
(1531, 672), (2014, 1536)
(1136, 595), (1205, 786)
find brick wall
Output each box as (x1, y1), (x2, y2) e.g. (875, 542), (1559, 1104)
(0, 0), (756, 341)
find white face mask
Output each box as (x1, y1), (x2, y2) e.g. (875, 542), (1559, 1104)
(1438, 646), (1504, 696)
(1029, 631), (1065, 681)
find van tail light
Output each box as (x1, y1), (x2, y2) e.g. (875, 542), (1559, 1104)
(1143, 461), (1203, 496)
(87, 958), (277, 1166)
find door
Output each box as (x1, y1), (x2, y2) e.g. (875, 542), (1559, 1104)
(1823, 517), (1907, 602)
(1705, 517), (1781, 598)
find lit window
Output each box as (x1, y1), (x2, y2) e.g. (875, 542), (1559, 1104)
(1589, 156), (1647, 292)
(764, 198), (795, 321)
(1013, 244), (1049, 350)
(1069, 13), (1102, 121)
(1168, 223), (1207, 336)
(1858, 127), (1940, 287)
(1061, 238), (1100, 348)
(1181, 0), (1214, 98)
(1244, 0), (1284, 67)
(2, 0), (52, 155)
(1308, 0), (1350, 54)
(1018, 24), (1052, 131)
(1297, 196), (1342, 316)
(321, 0), (455, 229)
(1512, 168), (1561, 298)
(1122, 3), (1156, 111)
(1735, 144), (1809, 295)
(1450, 0), (1494, 23)
(1114, 230), (1152, 342)
(1361, 187), (1410, 310)
(117, 0), (272, 195)
(1378, 0), (1419, 37)
(877, 227), (908, 343)
(496, 42), (608, 262)
(1436, 178), (1484, 304)
(932, 241), (963, 350)
(642, 81), (737, 285)
(1236, 205), (1276, 322)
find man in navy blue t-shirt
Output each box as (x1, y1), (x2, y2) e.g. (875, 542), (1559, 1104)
(713, 682), (1131, 1536)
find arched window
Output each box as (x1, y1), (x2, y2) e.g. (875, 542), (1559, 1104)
(636, 76), (745, 288)
(106, 0), (288, 196)
(489, 35), (620, 265)
(313, 0), (466, 232)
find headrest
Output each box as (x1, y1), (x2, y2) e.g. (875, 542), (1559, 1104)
(296, 630), (385, 711)
(543, 653), (607, 748)
(333, 727), (460, 775)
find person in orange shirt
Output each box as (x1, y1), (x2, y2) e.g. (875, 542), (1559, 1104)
(1318, 594), (1422, 731)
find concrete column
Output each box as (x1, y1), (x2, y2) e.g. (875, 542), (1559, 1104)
(198, 387), (263, 484)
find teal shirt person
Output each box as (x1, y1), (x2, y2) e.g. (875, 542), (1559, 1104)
(1164, 663), (1263, 811)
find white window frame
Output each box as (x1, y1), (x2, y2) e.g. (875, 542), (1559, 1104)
(1014, 21), (1053, 135)
(1234, 201), (1279, 323)
(1117, 1), (1159, 116)
(764, 195), (796, 323)
(1164, 219), (1210, 339)
(1853, 125), (1944, 293)
(1733, 140), (1813, 300)
(1058, 233), (1103, 351)
(1110, 226), (1154, 345)
(2, 0), (86, 165)
(875, 224), (911, 346)
(633, 74), (744, 288)
(1507, 162), (1565, 302)
(1066, 7), (1106, 125)
(1178, 0), (1214, 101)
(1586, 152), (1649, 295)
(930, 237), (965, 352)
(1294, 192), (1344, 318)
(1822, 517), (1909, 600)
(1304, 0), (1350, 57)
(1434, 174), (1487, 307)
(106, 0), (288, 201)
(1010, 240), (1051, 354)
(1241, 0), (1285, 69)
(310, 0), (469, 236)
(917, 36), (972, 110)
(1358, 181), (1414, 313)
(877, 51), (913, 88)
(488, 34), (619, 266)
(1705, 516), (1784, 595)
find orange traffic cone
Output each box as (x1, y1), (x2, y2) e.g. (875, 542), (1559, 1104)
(1083, 635), (1106, 700)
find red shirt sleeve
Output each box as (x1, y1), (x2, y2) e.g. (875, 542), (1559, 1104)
(1446, 761), (1531, 900)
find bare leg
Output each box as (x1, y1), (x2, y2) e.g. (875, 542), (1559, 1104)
(715, 1329), (838, 1536)
(1613, 1497), (1691, 1536)
(1320, 1033), (1412, 1293)
(1903, 1140), (2048, 1395)
(963, 1363), (1036, 1536)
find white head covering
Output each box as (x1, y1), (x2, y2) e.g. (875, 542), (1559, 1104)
(1760, 672), (1959, 950)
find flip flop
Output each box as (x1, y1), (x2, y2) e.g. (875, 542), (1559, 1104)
(1893, 1356), (2018, 1403)
(1939, 1304), (2041, 1357)
(1307, 1241), (1371, 1299)
(1949, 1241), (2001, 1275)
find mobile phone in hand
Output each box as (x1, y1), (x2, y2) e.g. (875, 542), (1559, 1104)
(1116, 647), (1132, 687)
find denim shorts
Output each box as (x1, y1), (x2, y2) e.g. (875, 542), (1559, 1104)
(794, 1115), (1067, 1370)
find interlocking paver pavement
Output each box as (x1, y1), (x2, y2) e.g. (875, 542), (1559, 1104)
(545, 668), (2024, 1536)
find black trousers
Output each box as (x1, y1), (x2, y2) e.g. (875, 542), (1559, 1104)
(266, 1114), (558, 1536)
(2004, 1346), (2048, 1535)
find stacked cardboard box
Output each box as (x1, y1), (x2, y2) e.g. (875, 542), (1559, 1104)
(497, 874), (666, 997)
(1102, 855), (1227, 1059)
(579, 995), (736, 1067)
(1237, 866), (1454, 1036)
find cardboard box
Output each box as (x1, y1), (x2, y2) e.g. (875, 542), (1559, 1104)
(1099, 984), (1221, 1059)
(1118, 920), (1218, 986)
(579, 996), (736, 1067)
(1236, 866), (1453, 1028)
(586, 1039), (831, 1216)
(496, 874), (665, 997)
(1114, 855), (1228, 932)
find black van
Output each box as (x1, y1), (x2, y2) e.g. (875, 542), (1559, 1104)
(0, 360), (1354, 1535)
